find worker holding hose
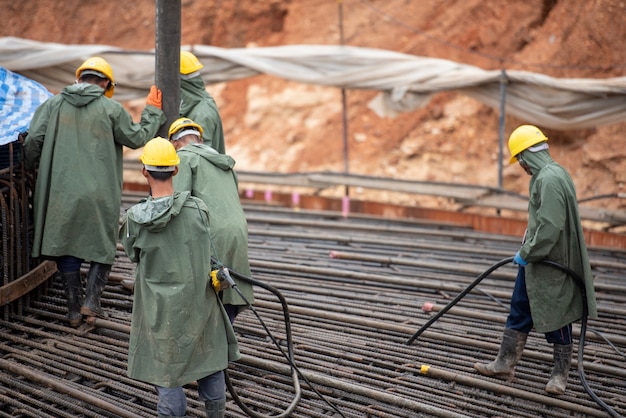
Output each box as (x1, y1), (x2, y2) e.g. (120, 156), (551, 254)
(168, 117), (254, 323)
(119, 137), (240, 418)
(119, 116), (255, 320)
(473, 125), (597, 395)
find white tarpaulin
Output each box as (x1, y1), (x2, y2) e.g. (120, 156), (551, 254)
(1, 36), (625, 130)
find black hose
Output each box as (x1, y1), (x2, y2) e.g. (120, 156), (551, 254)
(405, 257), (513, 345)
(213, 260), (347, 418)
(406, 257), (622, 418)
(540, 260), (622, 418)
(222, 268), (301, 418)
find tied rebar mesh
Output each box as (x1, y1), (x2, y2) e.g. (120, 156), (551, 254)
(0, 192), (622, 417)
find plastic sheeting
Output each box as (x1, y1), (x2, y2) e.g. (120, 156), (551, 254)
(0, 66), (52, 145)
(1, 36), (626, 131)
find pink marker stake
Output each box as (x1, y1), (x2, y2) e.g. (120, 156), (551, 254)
(342, 195), (350, 218)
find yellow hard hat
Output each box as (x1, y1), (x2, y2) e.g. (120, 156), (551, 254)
(180, 50), (204, 75)
(508, 125), (548, 164)
(168, 117), (204, 140)
(140, 137), (180, 170)
(75, 57), (116, 98)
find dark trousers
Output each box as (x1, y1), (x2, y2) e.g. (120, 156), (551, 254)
(56, 255), (84, 272)
(506, 266), (572, 345)
(156, 371), (225, 416)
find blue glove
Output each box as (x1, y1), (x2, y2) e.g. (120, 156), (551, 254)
(513, 251), (528, 266)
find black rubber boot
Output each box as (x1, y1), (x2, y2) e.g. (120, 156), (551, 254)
(204, 399), (225, 418)
(545, 343), (573, 395)
(474, 328), (528, 379)
(62, 271), (83, 327)
(80, 263), (111, 318)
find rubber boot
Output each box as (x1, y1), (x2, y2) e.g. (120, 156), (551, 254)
(80, 263), (111, 318)
(545, 343), (572, 395)
(62, 271), (83, 327)
(474, 328), (528, 379)
(204, 399), (226, 418)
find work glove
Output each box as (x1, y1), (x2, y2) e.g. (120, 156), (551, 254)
(513, 251), (528, 266)
(146, 85), (162, 109)
(211, 269), (231, 292)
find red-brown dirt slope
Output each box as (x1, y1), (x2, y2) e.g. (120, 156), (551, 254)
(3, 0), (625, 218)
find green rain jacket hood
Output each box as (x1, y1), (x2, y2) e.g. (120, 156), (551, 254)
(25, 83), (165, 264)
(173, 143), (255, 312)
(181, 142), (235, 172)
(61, 82), (103, 107)
(180, 76), (226, 154)
(125, 193), (180, 232)
(120, 191), (240, 387)
(517, 149), (598, 333)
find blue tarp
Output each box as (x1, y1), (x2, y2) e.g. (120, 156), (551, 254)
(0, 67), (52, 146)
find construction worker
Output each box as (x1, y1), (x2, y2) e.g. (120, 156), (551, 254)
(168, 117), (254, 322)
(24, 56), (165, 327)
(118, 118), (255, 319)
(119, 137), (239, 418)
(179, 50), (226, 154)
(473, 125), (597, 395)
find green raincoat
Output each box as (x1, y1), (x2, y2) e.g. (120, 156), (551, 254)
(173, 143), (254, 313)
(517, 149), (598, 333)
(180, 76), (225, 154)
(119, 191), (240, 387)
(24, 83), (165, 264)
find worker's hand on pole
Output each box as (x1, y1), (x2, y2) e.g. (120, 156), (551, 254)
(146, 85), (163, 110)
